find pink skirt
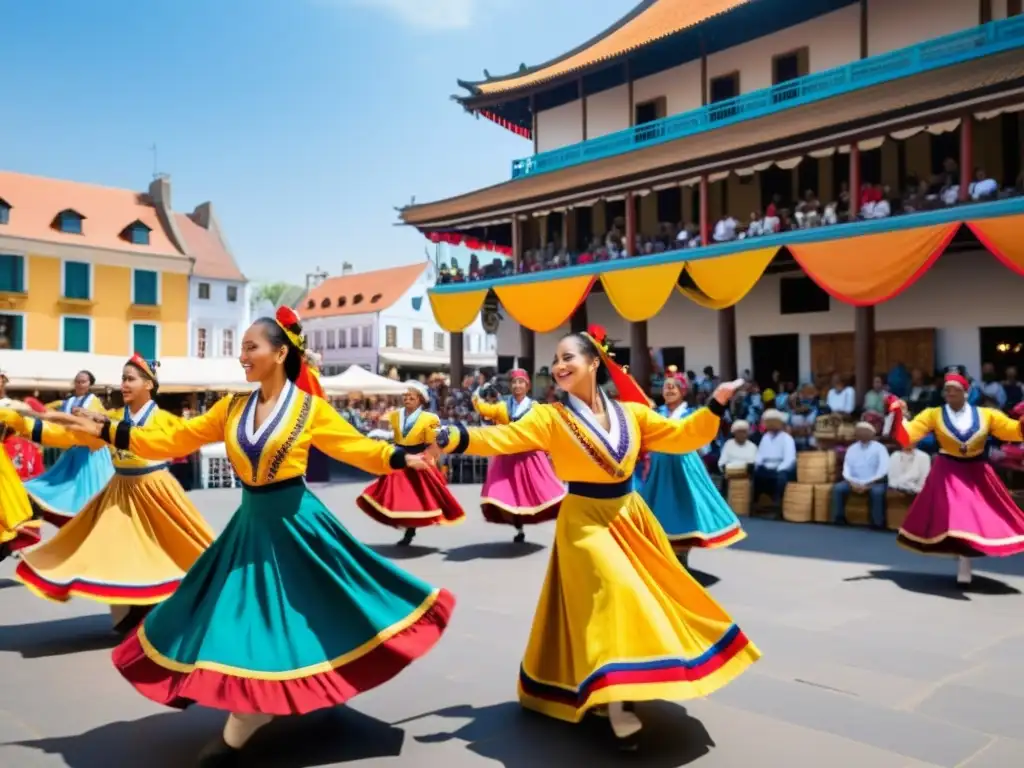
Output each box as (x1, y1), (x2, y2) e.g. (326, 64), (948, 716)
(480, 452), (564, 526)
(897, 454), (1024, 557)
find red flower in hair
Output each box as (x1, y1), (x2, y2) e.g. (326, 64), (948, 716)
(587, 324), (607, 344)
(276, 306), (300, 327)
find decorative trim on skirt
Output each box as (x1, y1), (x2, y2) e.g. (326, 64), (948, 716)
(357, 466), (466, 529)
(480, 451), (565, 526)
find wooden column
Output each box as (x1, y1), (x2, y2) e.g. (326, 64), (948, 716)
(580, 78), (588, 141)
(561, 209), (570, 251)
(718, 305), (737, 381)
(530, 94), (538, 155)
(849, 145), (861, 217)
(859, 0), (868, 58)
(626, 60), (634, 127)
(699, 175), (710, 244)
(959, 113), (973, 203)
(570, 302), (589, 335)
(625, 192), (637, 256)
(854, 305), (874, 401)
(624, 190), (649, 391)
(700, 35), (708, 106)
(519, 325), (535, 376)
(450, 332), (464, 386)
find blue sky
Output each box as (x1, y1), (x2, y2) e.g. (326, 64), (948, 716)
(0, 0), (635, 284)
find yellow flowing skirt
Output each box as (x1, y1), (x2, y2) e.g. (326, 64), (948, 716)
(518, 489), (761, 723)
(0, 450), (41, 551)
(16, 467), (215, 605)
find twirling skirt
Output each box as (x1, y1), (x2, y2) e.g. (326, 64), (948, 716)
(16, 466), (214, 604)
(480, 452), (564, 526)
(638, 451), (745, 551)
(517, 481), (760, 723)
(357, 466), (465, 529)
(0, 450), (42, 554)
(113, 477), (455, 715)
(25, 445), (114, 525)
(897, 454), (1024, 557)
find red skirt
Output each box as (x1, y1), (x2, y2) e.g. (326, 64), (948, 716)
(357, 467), (466, 529)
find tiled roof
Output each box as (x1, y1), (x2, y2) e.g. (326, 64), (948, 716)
(465, 0), (748, 96)
(406, 51), (1024, 226)
(0, 170), (184, 256)
(175, 213), (246, 282)
(299, 263), (428, 319)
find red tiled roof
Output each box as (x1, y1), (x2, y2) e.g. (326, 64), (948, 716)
(0, 170), (184, 256)
(299, 263), (429, 319)
(174, 213), (246, 282)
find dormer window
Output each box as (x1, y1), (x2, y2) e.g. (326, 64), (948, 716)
(370, 293), (383, 303)
(56, 209), (85, 235)
(321, 297), (331, 308)
(353, 293), (364, 305)
(338, 297), (347, 307)
(306, 299), (315, 310)
(0, 198), (10, 226)
(122, 220), (152, 246)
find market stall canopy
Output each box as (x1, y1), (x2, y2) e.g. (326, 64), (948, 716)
(318, 366), (410, 396)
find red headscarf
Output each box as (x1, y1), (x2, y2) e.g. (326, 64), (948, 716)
(583, 325), (652, 406)
(275, 306), (325, 399)
(664, 365), (689, 393)
(508, 368), (529, 383)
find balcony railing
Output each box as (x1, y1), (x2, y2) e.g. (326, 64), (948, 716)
(510, 16), (1024, 180)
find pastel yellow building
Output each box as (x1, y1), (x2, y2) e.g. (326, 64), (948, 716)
(0, 171), (194, 359)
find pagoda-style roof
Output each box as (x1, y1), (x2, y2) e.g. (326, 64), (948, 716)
(459, 0), (748, 99)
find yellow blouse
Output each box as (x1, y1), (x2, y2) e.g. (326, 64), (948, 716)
(100, 381), (402, 486)
(900, 405), (1022, 458)
(47, 393), (107, 414)
(440, 394), (722, 484)
(472, 394), (532, 426)
(388, 408), (439, 450)
(4, 401), (175, 469)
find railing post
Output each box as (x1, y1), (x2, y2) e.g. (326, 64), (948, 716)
(849, 145), (861, 218)
(959, 113), (973, 202)
(699, 176), (710, 245)
(626, 192), (637, 257)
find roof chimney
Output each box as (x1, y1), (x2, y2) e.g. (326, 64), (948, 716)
(146, 174), (189, 257)
(191, 201), (214, 229)
(148, 174), (172, 208)
(342, 261), (354, 275)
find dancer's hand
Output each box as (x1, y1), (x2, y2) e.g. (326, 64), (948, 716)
(41, 411), (105, 436)
(71, 407), (108, 424)
(404, 452), (433, 471)
(712, 379), (746, 406)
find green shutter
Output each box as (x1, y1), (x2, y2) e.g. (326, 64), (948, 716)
(133, 324), (157, 360)
(10, 315), (23, 349)
(63, 317), (90, 352)
(134, 270), (158, 305)
(64, 261), (90, 299)
(0, 255), (24, 293)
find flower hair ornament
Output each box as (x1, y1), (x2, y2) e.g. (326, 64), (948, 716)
(127, 353), (160, 382)
(581, 324), (652, 406)
(274, 306), (325, 399)
(665, 364), (689, 392)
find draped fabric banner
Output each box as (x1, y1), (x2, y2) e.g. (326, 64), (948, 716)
(788, 224), (959, 306)
(600, 263), (685, 322)
(494, 275), (595, 332)
(428, 289), (488, 333)
(968, 214), (1024, 275)
(678, 247), (778, 309)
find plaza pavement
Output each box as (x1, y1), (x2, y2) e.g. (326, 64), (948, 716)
(0, 481), (1023, 767)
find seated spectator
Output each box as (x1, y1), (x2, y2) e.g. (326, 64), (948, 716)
(862, 375), (888, 415)
(753, 409), (797, 512)
(969, 168), (998, 201)
(825, 373), (855, 419)
(888, 444), (930, 496)
(744, 212), (763, 238)
(979, 361), (1007, 409)
(719, 419), (758, 471)
(831, 421), (889, 529)
(1004, 366), (1024, 412)
(712, 215), (739, 243)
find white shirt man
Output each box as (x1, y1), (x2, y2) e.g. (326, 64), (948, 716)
(888, 447), (930, 495)
(753, 409), (797, 511)
(719, 420), (758, 471)
(832, 422), (889, 528)
(826, 385), (855, 416)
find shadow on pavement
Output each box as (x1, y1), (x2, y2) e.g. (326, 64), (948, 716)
(0, 613), (120, 658)
(404, 701), (714, 766)
(9, 705), (404, 767)
(686, 568), (721, 589)
(0, 578), (20, 590)
(443, 542), (546, 563)
(369, 543), (442, 560)
(843, 569), (1021, 600)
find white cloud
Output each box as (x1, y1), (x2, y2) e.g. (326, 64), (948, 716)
(343, 0), (476, 30)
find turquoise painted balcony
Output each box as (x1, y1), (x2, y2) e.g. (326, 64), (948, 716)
(510, 16), (1024, 180)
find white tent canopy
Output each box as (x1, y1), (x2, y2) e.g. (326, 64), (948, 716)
(319, 365), (408, 396)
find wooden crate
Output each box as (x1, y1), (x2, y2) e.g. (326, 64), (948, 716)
(886, 489), (913, 531)
(727, 478), (751, 517)
(782, 482), (814, 523)
(797, 451), (838, 484)
(844, 493), (870, 526)
(812, 483), (834, 523)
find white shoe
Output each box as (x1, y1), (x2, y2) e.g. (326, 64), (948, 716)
(608, 702), (642, 739)
(957, 556), (973, 585)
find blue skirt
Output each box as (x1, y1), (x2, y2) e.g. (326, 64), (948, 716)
(26, 446), (114, 524)
(638, 452), (745, 551)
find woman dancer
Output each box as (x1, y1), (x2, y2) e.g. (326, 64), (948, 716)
(0, 397), (43, 562)
(638, 367), (745, 567)
(52, 308), (454, 767)
(357, 380), (465, 546)
(471, 370), (564, 542)
(24, 370), (114, 525)
(0, 355), (215, 633)
(431, 326), (759, 747)
(4, 397), (44, 480)
(889, 365), (1024, 584)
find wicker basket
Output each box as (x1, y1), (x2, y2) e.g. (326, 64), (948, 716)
(797, 451), (838, 484)
(814, 414), (838, 440)
(725, 465), (749, 480)
(885, 489), (913, 531)
(727, 478), (751, 517)
(812, 483), (834, 523)
(837, 422), (857, 442)
(844, 493), (870, 526)
(782, 482), (814, 523)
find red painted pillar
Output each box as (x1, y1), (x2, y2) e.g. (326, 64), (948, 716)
(959, 114), (973, 203)
(699, 176), (710, 245)
(849, 145), (861, 218)
(625, 192), (637, 256)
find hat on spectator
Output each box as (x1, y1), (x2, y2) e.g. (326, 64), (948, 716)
(855, 421), (876, 434)
(405, 380), (429, 402)
(731, 419), (750, 433)
(762, 408), (786, 423)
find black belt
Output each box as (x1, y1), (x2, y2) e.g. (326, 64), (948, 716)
(241, 476), (306, 494)
(114, 464), (168, 476)
(567, 478), (634, 499)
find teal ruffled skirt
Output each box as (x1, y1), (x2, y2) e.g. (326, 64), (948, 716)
(112, 477), (454, 714)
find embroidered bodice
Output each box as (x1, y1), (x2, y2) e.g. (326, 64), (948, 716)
(900, 405), (1022, 458)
